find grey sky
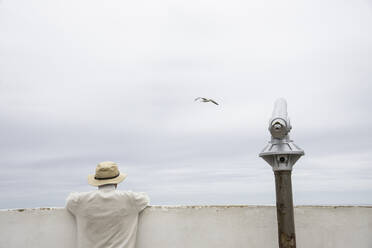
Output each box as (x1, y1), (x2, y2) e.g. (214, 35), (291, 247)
(1, 0), (371, 209)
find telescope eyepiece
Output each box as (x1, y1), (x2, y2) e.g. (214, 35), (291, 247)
(269, 118), (289, 139)
(273, 123), (282, 130)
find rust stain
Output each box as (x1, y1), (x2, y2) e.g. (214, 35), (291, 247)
(6, 207), (58, 212)
(39, 208), (52, 211)
(280, 233), (296, 248)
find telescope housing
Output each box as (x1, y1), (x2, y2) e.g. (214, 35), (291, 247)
(259, 98), (304, 171)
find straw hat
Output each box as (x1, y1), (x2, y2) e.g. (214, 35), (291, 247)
(88, 161), (127, 186)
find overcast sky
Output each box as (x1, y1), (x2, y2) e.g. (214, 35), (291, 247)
(1, 0), (371, 209)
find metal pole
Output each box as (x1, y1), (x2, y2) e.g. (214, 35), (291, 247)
(274, 171), (296, 248)
(259, 98), (304, 248)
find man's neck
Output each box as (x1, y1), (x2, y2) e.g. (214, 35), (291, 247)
(98, 184), (116, 190)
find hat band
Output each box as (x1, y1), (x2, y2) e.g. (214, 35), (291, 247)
(94, 173), (120, 180)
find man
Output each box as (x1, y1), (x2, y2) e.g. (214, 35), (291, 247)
(66, 161), (149, 248)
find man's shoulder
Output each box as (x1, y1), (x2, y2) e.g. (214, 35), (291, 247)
(66, 191), (95, 213)
(114, 190), (135, 198)
(122, 191), (150, 210)
(114, 190), (148, 202)
(68, 190), (96, 196)
(66, 190), (95, 201)
(118, 190), (146, 197)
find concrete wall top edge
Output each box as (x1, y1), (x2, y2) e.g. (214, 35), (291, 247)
(1, 204), (371, 212)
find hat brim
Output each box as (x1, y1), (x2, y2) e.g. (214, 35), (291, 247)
(88, 173), (127, 187)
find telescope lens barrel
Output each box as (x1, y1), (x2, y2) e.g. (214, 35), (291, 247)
(269, 99), (291, 139)
(271, 98), (288, 120)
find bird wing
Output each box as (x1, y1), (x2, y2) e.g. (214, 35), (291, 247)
(209, 99), (219, 105)
(194, 97), (202, 101)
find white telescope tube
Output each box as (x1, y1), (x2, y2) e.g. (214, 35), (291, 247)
(269, 98), (291, 139)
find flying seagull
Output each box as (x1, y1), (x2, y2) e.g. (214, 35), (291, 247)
(194, 97), (219, 105)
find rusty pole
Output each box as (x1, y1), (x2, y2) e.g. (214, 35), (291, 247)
(259, 98), (304, 248)
(274, 171), (296, 248)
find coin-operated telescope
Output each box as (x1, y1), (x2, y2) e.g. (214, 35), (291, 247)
(259, 98), (304, 248)
(259, 98), (304, 171)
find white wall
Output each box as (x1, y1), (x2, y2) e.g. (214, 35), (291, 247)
(0, 206), (371, 248)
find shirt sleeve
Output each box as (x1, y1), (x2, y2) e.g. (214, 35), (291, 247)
(65, 192), (80, 215)
(130, 191), (150, 212)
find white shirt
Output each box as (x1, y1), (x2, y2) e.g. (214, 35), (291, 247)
(66, 185), (149, 248)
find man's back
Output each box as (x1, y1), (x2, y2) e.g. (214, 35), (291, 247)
(66, 184), (149, 248)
